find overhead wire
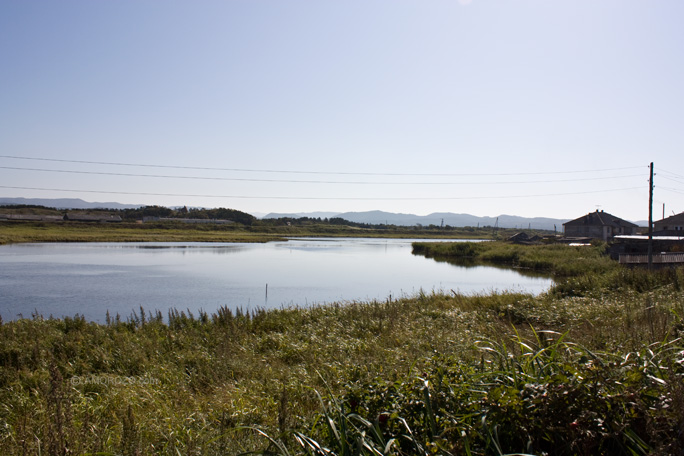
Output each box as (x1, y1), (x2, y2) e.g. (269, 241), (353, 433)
(659, 169), (684, 180)
(661, 186), (684, 196)
(0, 154), (646, 178)
(0, 185), (645, 201)
(0, 155), (654, 206)
(659, 174), (684, 186)
(0, 165), (645, 186)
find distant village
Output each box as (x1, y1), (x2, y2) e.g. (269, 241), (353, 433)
(0, 213), (125, 223)
(2, 206), (683, 266)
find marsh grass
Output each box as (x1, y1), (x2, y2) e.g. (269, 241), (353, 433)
(0, 221), (283, 244)
(0, 220), (509, 246)
(413, 240), (617, 278)
(1, 242), (683, 454)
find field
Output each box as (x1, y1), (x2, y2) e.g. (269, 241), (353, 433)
(1, 237), (683, 455)
(0, 220), (509, 245)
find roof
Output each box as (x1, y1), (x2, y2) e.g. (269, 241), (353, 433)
(563, 210), (638, 228)
(655, 212), (684, 225)
(508, 232), (529, 241)
(614, 235), (684, 241)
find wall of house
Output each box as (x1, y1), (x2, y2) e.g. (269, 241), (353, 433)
(654, 214), (684, 232)
(655, 222), (684, 231)
(564, 225), (607, 240)
(565, 224), (637, 241)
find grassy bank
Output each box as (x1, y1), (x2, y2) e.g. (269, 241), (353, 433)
(412, 240), (618, 278)
(0, 220), (511, 245)
(1, 243), (683, 454)
(0, 221), (285, 244)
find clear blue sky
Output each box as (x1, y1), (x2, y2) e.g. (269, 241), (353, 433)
(1, 0), (682, 220)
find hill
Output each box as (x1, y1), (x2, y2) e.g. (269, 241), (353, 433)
(0, 197), (141, 210)
(266, 210), (568, 231)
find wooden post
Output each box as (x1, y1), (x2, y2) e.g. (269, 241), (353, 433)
(648, 162), (654, 270)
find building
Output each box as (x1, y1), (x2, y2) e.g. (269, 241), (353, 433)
(654, 212), (684, 235)
(610, 234), (684, 259)
(142, 217), (234, 224)
(0, 214), (64, 222)
(64, 213), (123, 223)
(563, 210), (639, 242)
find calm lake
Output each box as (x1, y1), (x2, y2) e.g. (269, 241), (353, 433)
(0, 238), (553, 322)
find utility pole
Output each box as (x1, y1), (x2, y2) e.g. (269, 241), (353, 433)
(648, 162), (654, 270)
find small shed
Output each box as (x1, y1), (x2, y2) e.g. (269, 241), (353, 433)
(508, 232), (530, 243)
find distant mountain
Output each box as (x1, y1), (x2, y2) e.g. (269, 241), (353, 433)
(262, 209), (569, 231)
(0, 197), (141, 210)
(334, 211), (568, 231)
(333, 210), (426, 226)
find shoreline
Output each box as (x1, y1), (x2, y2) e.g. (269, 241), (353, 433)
(0, 220), (509, 245)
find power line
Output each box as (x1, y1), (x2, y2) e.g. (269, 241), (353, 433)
(0, 185), (644, 201)
(660, 175), (684, 185)
(0, 154), (645, 178)
(0, 165), (644, 186)
(660, 186), (684, 196)
(660, 170), (684, 180)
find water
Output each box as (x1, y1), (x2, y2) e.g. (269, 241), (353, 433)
(0, 238), (553, 322)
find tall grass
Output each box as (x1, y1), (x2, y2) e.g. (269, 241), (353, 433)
(250, 325), (682, 455)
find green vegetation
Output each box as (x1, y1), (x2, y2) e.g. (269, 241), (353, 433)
(0, 221), (284, 244)
(412, 240), (618, 278)
(0, 220), (512, 245)
(1, 241), (683, 454)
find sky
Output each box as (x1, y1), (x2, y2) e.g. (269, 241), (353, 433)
(1, 0), (683, 221)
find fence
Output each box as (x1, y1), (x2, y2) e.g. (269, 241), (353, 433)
(619, 253), (684, 265)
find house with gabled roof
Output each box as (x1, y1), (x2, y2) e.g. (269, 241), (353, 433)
(654, 212), (684, 235)
(563, 210), (639, 242)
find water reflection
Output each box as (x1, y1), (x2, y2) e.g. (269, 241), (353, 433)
(0, 238), (553, 322)
(418, 255), (552, 279)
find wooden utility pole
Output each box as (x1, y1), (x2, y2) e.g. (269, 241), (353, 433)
(648, 162), (654, 270)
